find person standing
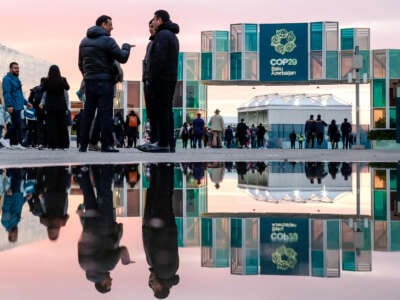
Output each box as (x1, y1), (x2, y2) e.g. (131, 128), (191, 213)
(179, 122), (189, 149)
(304, 114), (316, 149)
(289, 129), (297, 149)
(328, 119), (340, 149)
(298, 133), (304, 149)
(236, 119), (248, 148)
(138, 10), (179, 153)
(224, 125), (233, 148)
(209, 109), (224, 148)
(39, 65), (70, 150)
(340, 118), (352, 149)
(192, 113), (205, 148)
(2, 62), (32, 149)
(125, 110), (141, 148)
(78, 15), (132, 153)
(256, 123), (266, 148)
(249, 124), (257, 149)
(315, 114), (327, 148)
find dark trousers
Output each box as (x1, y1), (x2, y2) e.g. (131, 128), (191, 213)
(150, 80), (176, 147)
(193, 134), (203, 148)
(80, 80), (114, 148)
(46, 110), (69, 149)
(5, 109), (23, 145)
(126, 127), (138, 148)
(143, 80), (156, 143)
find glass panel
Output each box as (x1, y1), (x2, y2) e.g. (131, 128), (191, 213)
(341, 28), (354, 51)
(360, 50), (370, 78)
(390, 108), (396, 128)
(174, 168), (183, 189)
(310, 51), (323, 79)
(186, 81), (199, 108)
(230, 52), (242, 80)
(177, 52), (184, 81)
(390, 170), (397, 190)
(216, 31), (229, 52)
(244, 24), (258, 51)
(373, 108), (386, 128)
(373, 50), (386, 79)
(311, 22), (323, 51)
(201, 31), (213, 52)
(173, 108), (183, 129)
(185, 53), (200, 81)
(230, 24), (243, 52)
(326, 51), (339, 79)
(215, 53), (229, 80)
(389, 80), (400, 106)
(326, 22), (339, 51)
(374, 170), (387, 189)
(374, 190), (387, 220)
(340, 51), (353, 79)
(373, 79), (386, 107)
(199, 84), (207, 110)
(201, 52), (212, 80)
(389, 49), (400, 79)
(244, 52), (257, 80)
(127, 81), (140, 108)
(356, 28), (370, 50)
(172, 81), (183, 107)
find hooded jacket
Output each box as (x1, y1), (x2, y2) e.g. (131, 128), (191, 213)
(78, 26), (131, 81)
(149, 21), (180, 81)
(2, 72), (27, 110)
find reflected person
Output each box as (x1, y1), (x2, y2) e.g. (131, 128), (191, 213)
(143, 164), (179, 299)
(35, 167), (70, 240)
(76, 165), (134, 294)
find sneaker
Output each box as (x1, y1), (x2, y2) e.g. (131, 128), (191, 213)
(88, 143), (101, 151)
(0, 138), (11, 149)
(13, 144), (26, 150)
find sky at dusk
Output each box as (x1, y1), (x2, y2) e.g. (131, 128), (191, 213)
(1, 0), (399, 117)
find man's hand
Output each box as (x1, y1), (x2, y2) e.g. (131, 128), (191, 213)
(39, 103), (44, 110)
(26, 103), (33, 108)
(7, 107), (13, 114)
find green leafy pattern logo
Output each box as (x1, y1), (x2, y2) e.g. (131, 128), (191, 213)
(270, 29), (296, 55)
(271, 245), (298, 271)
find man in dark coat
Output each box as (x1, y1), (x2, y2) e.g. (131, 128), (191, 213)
(78, 15), (132, 153)
(138, 10), (179, 153)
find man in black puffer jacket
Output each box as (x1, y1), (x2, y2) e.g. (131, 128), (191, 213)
(78, 15), (131, 153)
(138, 10), (179, 153)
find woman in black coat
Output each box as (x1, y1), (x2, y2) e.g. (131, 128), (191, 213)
(40, 65), (70, 149)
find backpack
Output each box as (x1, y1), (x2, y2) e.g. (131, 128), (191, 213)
(128, 115), (138, 127)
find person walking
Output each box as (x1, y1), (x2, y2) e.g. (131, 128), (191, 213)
(249, 124), (257, 149)
(27, 78), (46, 149)
(138, 10), (179, 153)
(39, 65), (70, 150)
(209, 109), (224, 148)
(236, 119), (248, 148)
(179, 122), (189, 149)
(298, 133), (304, 149)
(78, 15), (132, 153)
(224, 125), (233, 148)
(340, 118), (352, 149)
(2, 62), (32, 149)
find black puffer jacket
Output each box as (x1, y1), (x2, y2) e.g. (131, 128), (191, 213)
(78, 26), (131, 81)
(149, 21), (180, 81)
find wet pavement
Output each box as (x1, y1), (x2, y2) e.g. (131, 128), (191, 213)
(0, 160), (399, 299)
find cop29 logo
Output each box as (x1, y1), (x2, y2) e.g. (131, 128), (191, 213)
(270, 29), (296, 55)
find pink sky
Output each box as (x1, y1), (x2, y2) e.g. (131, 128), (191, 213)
(1, 0), (399, 116)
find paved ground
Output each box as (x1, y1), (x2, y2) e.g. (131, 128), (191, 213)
(0, 147), (399, 168)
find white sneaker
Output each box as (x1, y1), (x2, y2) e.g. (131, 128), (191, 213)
(0, 138), (12, 149)
(13, 144), (26, 150)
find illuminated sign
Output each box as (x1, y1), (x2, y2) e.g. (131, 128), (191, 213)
(259, 23), (308, 81)
(260, 218), (309, 275)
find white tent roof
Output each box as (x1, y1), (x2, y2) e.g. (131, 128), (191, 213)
(238, 93), (351, 111)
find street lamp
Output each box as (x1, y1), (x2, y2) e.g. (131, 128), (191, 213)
(352, 46), (365, 149)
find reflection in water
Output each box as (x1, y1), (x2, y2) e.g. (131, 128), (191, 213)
(0, 161), (399, 297)
(75, 165), (134, 293)
(143, 163), (179, 299)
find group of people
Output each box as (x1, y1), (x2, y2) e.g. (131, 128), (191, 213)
(288, 115), (353, 149)
(0, 63), (71, 150)
(1, 9), (179, 154)
(178, 114), (268, 149)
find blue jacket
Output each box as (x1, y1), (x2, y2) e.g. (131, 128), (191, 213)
(2, 72), (27, 110)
